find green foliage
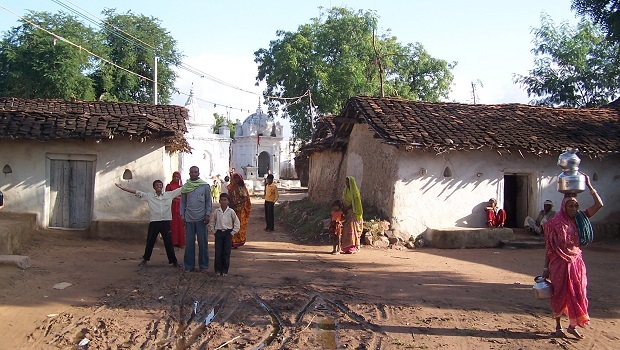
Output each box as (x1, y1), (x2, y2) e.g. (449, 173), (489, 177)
(514, 15), (620, 107)
(212, 112), (237, 136)
(254, 7), (455, 142)
(91, 9), (181, 104)
(276, 198), (331, 244)
(573, 0), (620, 42)
(0, 11), (102, 100)
(0, 9), (181, 104)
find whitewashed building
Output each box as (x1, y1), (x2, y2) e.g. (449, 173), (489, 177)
(231, 105), (285, 181)
(178, 91), (232, 180)
(0, 97), (189, 239)
(301, 96), (620, 241)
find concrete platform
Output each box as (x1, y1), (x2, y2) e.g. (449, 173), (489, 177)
(90, 220), (148, 241)
(426, 227), (514, 249)
(0, 212), (37, 255)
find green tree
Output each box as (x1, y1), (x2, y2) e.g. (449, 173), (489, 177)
(0, 11), (102, 100)
(254, 7), (455, 142)
(573, 0), (620, 42)
(0, 9), (181, 104)
(91, 9), (182, 104)
(514, 15), (620, 107)
(213, 112), (236, 136)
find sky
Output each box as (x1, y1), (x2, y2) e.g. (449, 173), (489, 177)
(0, 0), (582, 128)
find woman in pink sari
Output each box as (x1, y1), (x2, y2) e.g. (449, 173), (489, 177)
(542, 173), (603, 339)
(165, 172), (185, 247)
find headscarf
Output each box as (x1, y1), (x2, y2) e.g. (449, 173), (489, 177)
(181, 177), (208, 193)
(343, 176), (363, 221)
(166, 171), (182, 191)
(228, 173), (249, 212)
(544, 199), (554, 207)
(543, 196), (593, 262)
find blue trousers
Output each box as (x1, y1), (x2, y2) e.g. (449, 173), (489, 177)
(184, 221), (208, 270)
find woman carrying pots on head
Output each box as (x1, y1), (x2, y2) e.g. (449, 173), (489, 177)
(542, 173), (603, 339)
(228, 173), (252, 248)
(341, 176), (363, 254)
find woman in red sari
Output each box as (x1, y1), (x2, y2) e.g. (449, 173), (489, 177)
(542, 173), (603, 339)
(228, 173), (252, 248)
(165, 171), (185, 248)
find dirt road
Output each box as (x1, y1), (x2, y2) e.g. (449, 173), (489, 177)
(0, 194), (619, 349)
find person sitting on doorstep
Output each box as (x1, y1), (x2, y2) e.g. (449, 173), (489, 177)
(525, 199), (556, 235)
(486, 198), (506, 228)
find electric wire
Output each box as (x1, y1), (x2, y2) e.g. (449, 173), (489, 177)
(1, 3), (318, 115)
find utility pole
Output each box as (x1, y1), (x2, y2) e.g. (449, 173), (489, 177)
(153, 56), (158, 105)
(373, 28), (385, 97)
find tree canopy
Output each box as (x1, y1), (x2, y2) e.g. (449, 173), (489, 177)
(514, 15), (620, 107)
(0, 10), (181, 104)
(573, 0), (620, 42)
(254, 7), (455, 141)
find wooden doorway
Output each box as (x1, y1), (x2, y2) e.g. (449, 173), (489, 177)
(503, 174), (530, 228)
(49, 159), (95, 229)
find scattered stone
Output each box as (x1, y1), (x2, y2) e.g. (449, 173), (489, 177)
(53, 282), (72, 290)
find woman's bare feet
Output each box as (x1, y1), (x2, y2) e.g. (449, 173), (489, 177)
(553, 325), (566, 338)
(566, 327), (584, 339)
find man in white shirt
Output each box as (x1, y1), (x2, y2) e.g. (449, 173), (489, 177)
(209, 193), (240, 276)
(116, 180), (182, 268)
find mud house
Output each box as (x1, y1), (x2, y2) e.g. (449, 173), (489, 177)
(0, 97), (189, 243)
(300, 96), (620, 241)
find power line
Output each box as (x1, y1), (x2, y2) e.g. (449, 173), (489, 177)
(1, 3), (317, 114)
(0, 4), (153, 82)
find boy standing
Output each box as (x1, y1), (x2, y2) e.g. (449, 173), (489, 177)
(264, 174), (279, 231)
(115, 181), (181, 268)
(209, 193), (240, 276)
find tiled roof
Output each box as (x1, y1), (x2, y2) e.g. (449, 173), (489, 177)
(334, 96), (620, 156)
(0, 97), (190, 152)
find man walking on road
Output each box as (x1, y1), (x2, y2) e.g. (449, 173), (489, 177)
(180, 166), (212, 272)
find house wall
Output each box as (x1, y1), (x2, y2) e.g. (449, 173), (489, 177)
(306, 125), (620, 240)
(308, 150), (346, 202)
(0, 138), (177, 228)
(392, 148), (620, 239)
(345, 125), (399, 218)
(180, 134), (231, 180)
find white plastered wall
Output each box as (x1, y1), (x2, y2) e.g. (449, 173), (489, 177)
(305, 123), (620, 239)
(0, 138), (178, 227)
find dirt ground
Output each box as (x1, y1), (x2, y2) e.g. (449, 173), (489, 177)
(1, 193), (619, 350)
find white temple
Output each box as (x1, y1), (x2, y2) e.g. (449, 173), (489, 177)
(231, 104), (297, 182)
(178, 90), (232, 180)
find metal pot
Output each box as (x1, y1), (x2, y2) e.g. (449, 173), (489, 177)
(533, 276), (553, 300)
(556, 148), (586, 194)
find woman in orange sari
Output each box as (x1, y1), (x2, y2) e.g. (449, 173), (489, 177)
(228, 173), (252, 248)
(165, 171), (185, 247)
(542, 173), (603, 339)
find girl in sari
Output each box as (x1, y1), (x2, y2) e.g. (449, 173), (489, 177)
(542, 173), (603, 339)
(341, 176), (363, 254)
(228, 173), (252, 248)
(165, 171), (185, 247)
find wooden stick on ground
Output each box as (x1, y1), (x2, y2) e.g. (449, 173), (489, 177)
(214, 335), (241, 350)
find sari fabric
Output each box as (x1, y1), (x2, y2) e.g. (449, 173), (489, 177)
(542, 196), (590, 327)
(228, 173), (252, 248)
(165, 172), (185, 247)
(342, 176), (363, 253)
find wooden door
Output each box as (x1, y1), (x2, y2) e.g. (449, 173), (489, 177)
(49, 159), (94, 229)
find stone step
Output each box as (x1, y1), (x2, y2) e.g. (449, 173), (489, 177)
(500, 236), (545, 250)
